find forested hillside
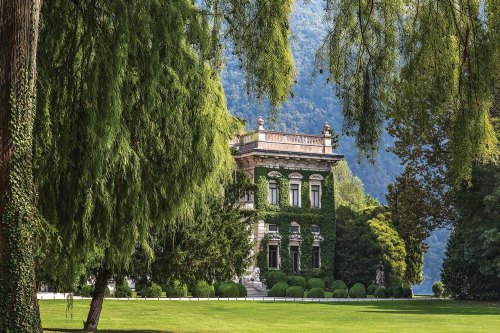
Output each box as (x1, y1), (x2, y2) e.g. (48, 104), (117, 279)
(222, 0), (445, 294)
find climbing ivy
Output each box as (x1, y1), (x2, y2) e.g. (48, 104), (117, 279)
(254, 167), (336, 278)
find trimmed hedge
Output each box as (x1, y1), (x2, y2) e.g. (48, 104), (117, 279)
(166, 280), (188, 298)
(308, 288), (325, 298)
(332, 288), (348, 298)
(236, 283), (247, 297)
(192, 281), (215, 298)
(348, 283), (367, 298)
(374, 287), (387, 298)
(142, 283), (162, 298)
(268, 282), (289, 297)
(286, 286), (305, 298)
(367, 284), (378, 295)
(266, 271), (288, 288)
(220, 283), (239, 298)
(307, 278), (325, 290)
(115, 279), (132, 298)
(330, 280), (347, 291)
(287, 276), (307, 289)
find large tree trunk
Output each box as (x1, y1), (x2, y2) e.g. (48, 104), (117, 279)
(83, 269), (111, 332)
(0, 1), (43, 332)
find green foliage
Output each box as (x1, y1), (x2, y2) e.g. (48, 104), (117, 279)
(442, 155), (500, 301)
(374, 288), (387, 299)
(331, 280), (347, 291)
(286, 286), (305, 298)
(287, 276), (306, 289)
(236, 284), (247, 297)
(308, 288), (325, 298)
(386, 286), (396, 298)
(367, 285), (378, 296)
(35, 0), (242, 297)
(402, 287), (413, 299)
(219, 283), (240, 298)
(335, 206), (405, 286)
(349, 283), (367, 298)
(77, 285), (94, 298)
(115, 280), (132, 298)
(268, 282), (289, 297)
(432, 282), (444, 298)
(166, 280), (188, 298)
(307, 278), (325, 290)
(331, 288), (348, 298)
(392, 287), (404, 299)
(279, 178), (291, 208)
(265, 271), (288, 288)
(333, 160), (369, 210)
(255, 176), (270, 210)
(142, 283), (162, 298)
(192, 281), (215, 298)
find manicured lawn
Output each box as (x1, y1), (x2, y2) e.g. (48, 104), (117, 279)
(41, 299), (500, 333)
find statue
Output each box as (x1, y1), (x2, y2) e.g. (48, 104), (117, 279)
(253, 267), (261, 283)
(376, 262), (386, 288)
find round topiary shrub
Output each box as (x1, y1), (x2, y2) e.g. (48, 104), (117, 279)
(367, 284), (378, 295)
(236, 283), (247, 297)
(220, 283), (240, 298)
(332, 288), (348, 298)
(432, 281), (444, 298)
(307, 278), (325, 290)
(286, 286), (305, 298)
(402, 287), (413, 298)
(192, 280), (215, 298)
(268, 282), (289, 297)
(142, 283), (162, 298)
(265, 271), (288, 288)
(374, 287), (387, 298)
(330, 280), (347, 291)
(287, 275), (307, 289)
(115, 279), (132, 298)
(166, 280), (188, 298)
(308, 287), (325, 298)
(348, 283), (367, 298)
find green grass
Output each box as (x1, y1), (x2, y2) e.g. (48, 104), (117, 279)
(41, 299), (500, 333)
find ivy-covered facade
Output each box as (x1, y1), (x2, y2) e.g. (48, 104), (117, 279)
(231, 117), (342, 279)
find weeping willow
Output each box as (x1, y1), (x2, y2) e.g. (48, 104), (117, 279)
(34, 0), (241, 290)
(317, 0), (499, 180)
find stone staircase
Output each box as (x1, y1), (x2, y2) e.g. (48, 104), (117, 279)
(244, 281), (268, 297)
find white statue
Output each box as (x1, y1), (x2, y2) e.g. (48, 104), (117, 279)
(253, 267), (261, 283)
(376, 262), (386, 288)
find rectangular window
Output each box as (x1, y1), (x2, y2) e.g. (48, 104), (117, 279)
(290, 225), (299, 233)
(245, 191), (253, 202)
(269, 245), (278, 269)
(311, 225), (320, 234)
(269, 182), (278, 205)
(312, 247), (320, 269)
(311, 185), (320, 208)
(290, 184), (299, 207)
(268, 224), (278, 233)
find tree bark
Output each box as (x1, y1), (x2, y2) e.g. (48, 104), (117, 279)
(0, 1), (43, 332)
(83, 269), (111, 332)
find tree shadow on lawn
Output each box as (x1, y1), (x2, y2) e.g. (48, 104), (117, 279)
(259, 300), (500, 316)
(43, 327), (173, 333)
